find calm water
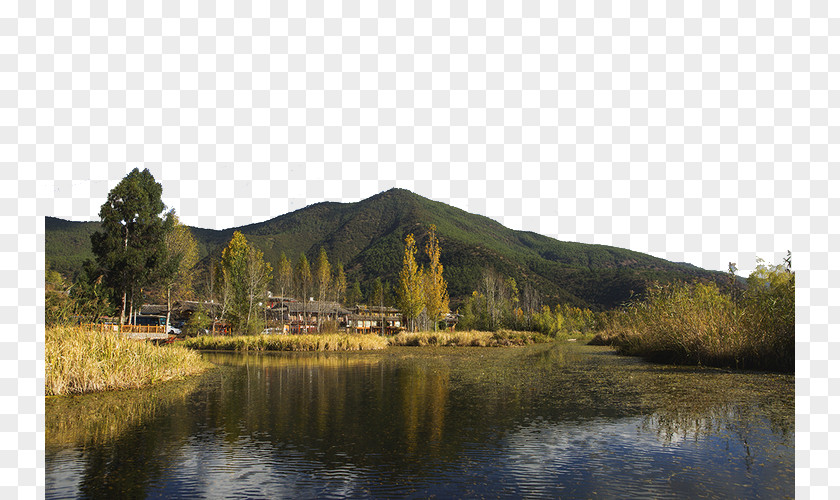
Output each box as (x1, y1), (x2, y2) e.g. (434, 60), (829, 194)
(46, 343), (793, 499)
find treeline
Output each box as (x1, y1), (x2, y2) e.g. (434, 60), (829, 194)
(45, 168), (454, 336)
(592, 253), (795, 372)
(456, 268), (596, 339)
(395, 225), (450, 332)
(46, 169), (199, 330)
(201, 233), (353, 335)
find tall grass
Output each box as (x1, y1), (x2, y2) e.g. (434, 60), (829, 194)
(182, 333), (389, 351)
(388, 330), (549, 347)
(46, 326), (212, 396)
(592, 257), (794, 373)
(183, 331), (548, 351)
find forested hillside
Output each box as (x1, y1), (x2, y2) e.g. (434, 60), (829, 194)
(46, 188), (728, 310)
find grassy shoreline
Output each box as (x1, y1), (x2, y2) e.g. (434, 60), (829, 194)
(181, 330), (551, 352)
(589, 278), (794, 373)
(182, 333), (390, 351)
(46, 326), (212, 396)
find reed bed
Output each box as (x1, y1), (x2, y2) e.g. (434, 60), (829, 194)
(592, 278), (794, 372)
(183, 333), (390, 351)
(388, 330), (550, 347)
(46, 326), (212, 396)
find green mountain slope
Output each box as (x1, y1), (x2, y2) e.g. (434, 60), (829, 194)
(46, 188), (728, 310)
(44, 217), (100, 278)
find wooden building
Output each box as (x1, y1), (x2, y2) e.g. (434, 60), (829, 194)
(345, 305), (404, 335)
(281, 300), (350, 334)
(139, 296), (412, 336)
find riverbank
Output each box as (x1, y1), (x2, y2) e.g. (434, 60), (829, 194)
(589, 276), (794, 373)
(46, 326), (212, 396)
(181, 330), (551, 351)
(182, 333), (390, 351)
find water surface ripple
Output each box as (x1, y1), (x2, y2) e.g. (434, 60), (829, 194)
(47, 343), (793, 499)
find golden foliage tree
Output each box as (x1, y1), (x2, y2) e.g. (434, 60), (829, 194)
(423, 224), (449, 332)
(276, 252), (293, 299)
(275, 252), (293, 331)
(334, 262), (347, 305)
(315, 247), (331, 332)
(161, 214), (199, 329)
(221, 231), (272, 334)
(397, 233), (424, 331)
(296, 253), (312, 331)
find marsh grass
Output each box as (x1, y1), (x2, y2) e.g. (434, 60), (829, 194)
(183, 330), (548, 351)
(388, 330), (549, 347)
(183, 333), (389, 351)
(46, 326), (212, 396)
(593, 277), (794, 372)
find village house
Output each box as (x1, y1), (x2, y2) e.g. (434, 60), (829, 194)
(345, 305), (403, 335)
(138, 295), (455, 335)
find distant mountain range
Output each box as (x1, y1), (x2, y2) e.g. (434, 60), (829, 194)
(46, 188), (728, 310)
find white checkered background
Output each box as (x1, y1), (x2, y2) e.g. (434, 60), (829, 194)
(1, 0), (835, 497)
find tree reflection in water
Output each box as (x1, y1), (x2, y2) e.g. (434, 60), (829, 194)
(46, 344), (793, 499)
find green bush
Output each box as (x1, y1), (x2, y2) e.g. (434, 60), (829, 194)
(183, 310), (212, 336)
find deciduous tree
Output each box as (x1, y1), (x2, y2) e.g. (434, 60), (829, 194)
(275, 252), (293, 330)
(423, 225), (449, 331)
(221, 231), (272, 334)
(397, 233), (424, 331)
(160, 214), (199, 330)
(333, 262), (347, 306)
(276, 253), (293, 299)
(315, 247), (331, 332)
(371, 277), (385, 335)
(296, 253), (312, 331)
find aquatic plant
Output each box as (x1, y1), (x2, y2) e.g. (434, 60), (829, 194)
(46, 326), (211, 396)
(182, 333), (389, 351)
(592, 255), (795, 372)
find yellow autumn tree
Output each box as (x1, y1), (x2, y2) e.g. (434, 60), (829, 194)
(161, 214), (199, 330)
(221, 231), (272, 334)
(397, 233), (424, 332)
(423, 224), (449, 331)
(315, 247), (331, 332)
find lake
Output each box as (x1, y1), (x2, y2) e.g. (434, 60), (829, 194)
(46, 343), (794, 498)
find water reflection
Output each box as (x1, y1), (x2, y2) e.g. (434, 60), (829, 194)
(47, 343), (793, 498)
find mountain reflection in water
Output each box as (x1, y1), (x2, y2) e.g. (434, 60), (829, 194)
(47, 343), (793, 499)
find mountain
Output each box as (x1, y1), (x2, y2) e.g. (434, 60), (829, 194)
(45, 188), (729, 310)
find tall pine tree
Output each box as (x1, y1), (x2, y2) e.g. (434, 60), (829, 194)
(91, 168), (173, 326)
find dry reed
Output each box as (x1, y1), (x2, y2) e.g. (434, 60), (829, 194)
(182, 333), (389, 351)
(593, 279), (794, 372)
(46, 326), (211, 396)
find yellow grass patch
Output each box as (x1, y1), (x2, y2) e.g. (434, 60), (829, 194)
(46, 326), (212, 396)
(182, 333), (390, 351)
